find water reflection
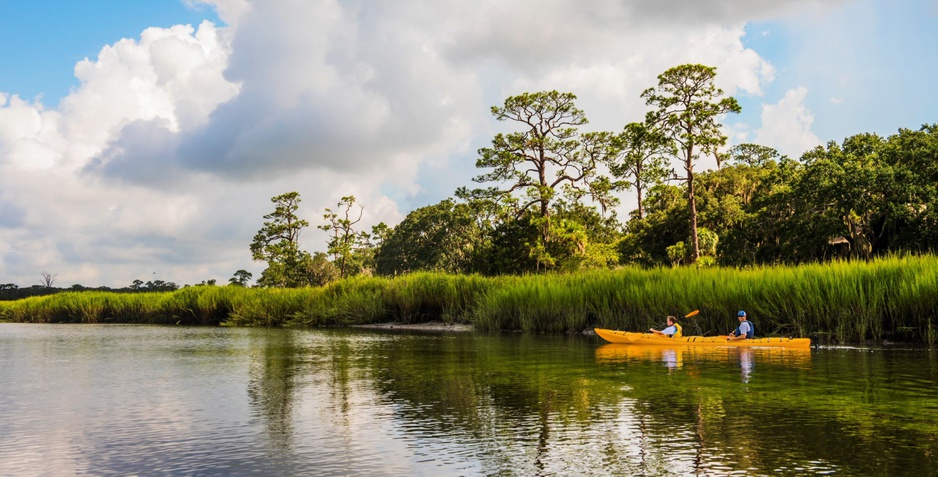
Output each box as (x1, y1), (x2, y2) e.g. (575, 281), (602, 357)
(595, 343), (812, 381)
(3, 325), (938, 476)
(247, 329), (297, 455)
(739, 348), (753, 382)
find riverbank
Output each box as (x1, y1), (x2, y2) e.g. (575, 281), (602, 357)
(2, 255), (937, 344)
(352, 320), (474, 332)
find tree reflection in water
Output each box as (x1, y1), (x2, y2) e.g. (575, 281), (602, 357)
(243, 329), (937, 475)
(247, 329), (297, 455)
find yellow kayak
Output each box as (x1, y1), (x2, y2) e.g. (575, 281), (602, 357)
(594, 328), (811, 348)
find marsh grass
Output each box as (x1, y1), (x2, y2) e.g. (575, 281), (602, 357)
(2, 255), (937, 344)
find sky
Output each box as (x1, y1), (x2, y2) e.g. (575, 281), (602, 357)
(1, 0), (937, 288)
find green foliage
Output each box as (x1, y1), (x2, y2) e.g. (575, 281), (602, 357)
(877, 125), (938, 251)
(229, 269), (253, 287)
(226, 288), (313, 327)
(727, 143), (782, 167)
(476, 211), (541, 275)
(621, 125), (938, 267)
(666, 242), (686, 267)
(694, 255), (717, 268)
(306, 251), (339, 286)
(375, 199), (485, 276)
(552, 200), (622, 245)
(696, 227), (719, 257)
(462, 90), (619, 263)
(251, 192), (315, 288)
(319, 195), (368, 278)
(610, 121), (673, 219)
(620, 184), (688, 266)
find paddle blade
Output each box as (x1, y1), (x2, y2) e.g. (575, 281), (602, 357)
(685, 309), (700, 318)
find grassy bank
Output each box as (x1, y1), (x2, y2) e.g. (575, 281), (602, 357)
(2, 256), (937, 344)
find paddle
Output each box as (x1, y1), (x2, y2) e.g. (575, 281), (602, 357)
(682, 309), (702, 335)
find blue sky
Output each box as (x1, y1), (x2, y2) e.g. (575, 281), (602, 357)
(761, 0), (938, 144)
(0, 0), (221, 106)
(1, 0), (937, 287)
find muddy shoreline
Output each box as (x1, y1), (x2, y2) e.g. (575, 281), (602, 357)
(351, 321), (474, 332)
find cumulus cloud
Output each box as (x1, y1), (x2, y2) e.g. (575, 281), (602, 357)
(96, 0), (795, 184)
(1, 0), (834, 286)
(166, 1), (481, 182)
(753, 87), (822, 158)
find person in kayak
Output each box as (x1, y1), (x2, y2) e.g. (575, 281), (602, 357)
(650, 315), (682, 338)
(727, 310), (754, 341)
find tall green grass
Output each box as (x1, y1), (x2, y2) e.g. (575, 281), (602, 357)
(2, 256), (937, 344)
(471, 255), (938, 344)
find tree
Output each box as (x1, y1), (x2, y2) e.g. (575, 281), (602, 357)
(642, 64), (741, 262)
(692, 159), (790, 265)
(666, 241), (686, 267)
(460, 90), (618, 270)
(319, 196), (366, 278)
(375, 199), (485, 276)
(306, 252), (339, 286)
(876, 124), (938, 252)
(619, 184), (689, 267)
(480, 211), (542, 275)
(251, 192), (312, 288)
(229, 270), (253, 287)
(727, 143), (782, 167)
(611, 122), (673, 219)
(794, 134), (891, 260)
(369, 222), (392, 249)
(40, 271), (57, 288)
(145, 280), (179, 292)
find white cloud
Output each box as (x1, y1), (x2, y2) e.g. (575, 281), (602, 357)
(753, 87), (822, 158)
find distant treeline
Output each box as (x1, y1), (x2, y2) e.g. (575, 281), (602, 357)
(3, 255), (937, 345)
(0, 280), (182, 301)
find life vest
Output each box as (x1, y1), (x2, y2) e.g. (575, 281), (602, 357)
(733, 320), (754, 338)
(671, 323), (683, 338)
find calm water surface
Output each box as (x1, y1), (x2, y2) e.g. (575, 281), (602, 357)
(2, 323), (937, 476)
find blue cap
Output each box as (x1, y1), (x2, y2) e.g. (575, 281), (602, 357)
(737, 310), (747, 317)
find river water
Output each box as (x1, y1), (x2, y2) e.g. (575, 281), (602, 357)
(1, 323), (936, 476)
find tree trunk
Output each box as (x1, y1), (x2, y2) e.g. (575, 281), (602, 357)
(636, 186), (645, 220)
(538, 157), (551, 261)
(688, 182), (700, 262)
(686, 149), (700, 262)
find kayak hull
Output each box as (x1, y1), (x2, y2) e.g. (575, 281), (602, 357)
(594, 328), (811, 348)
